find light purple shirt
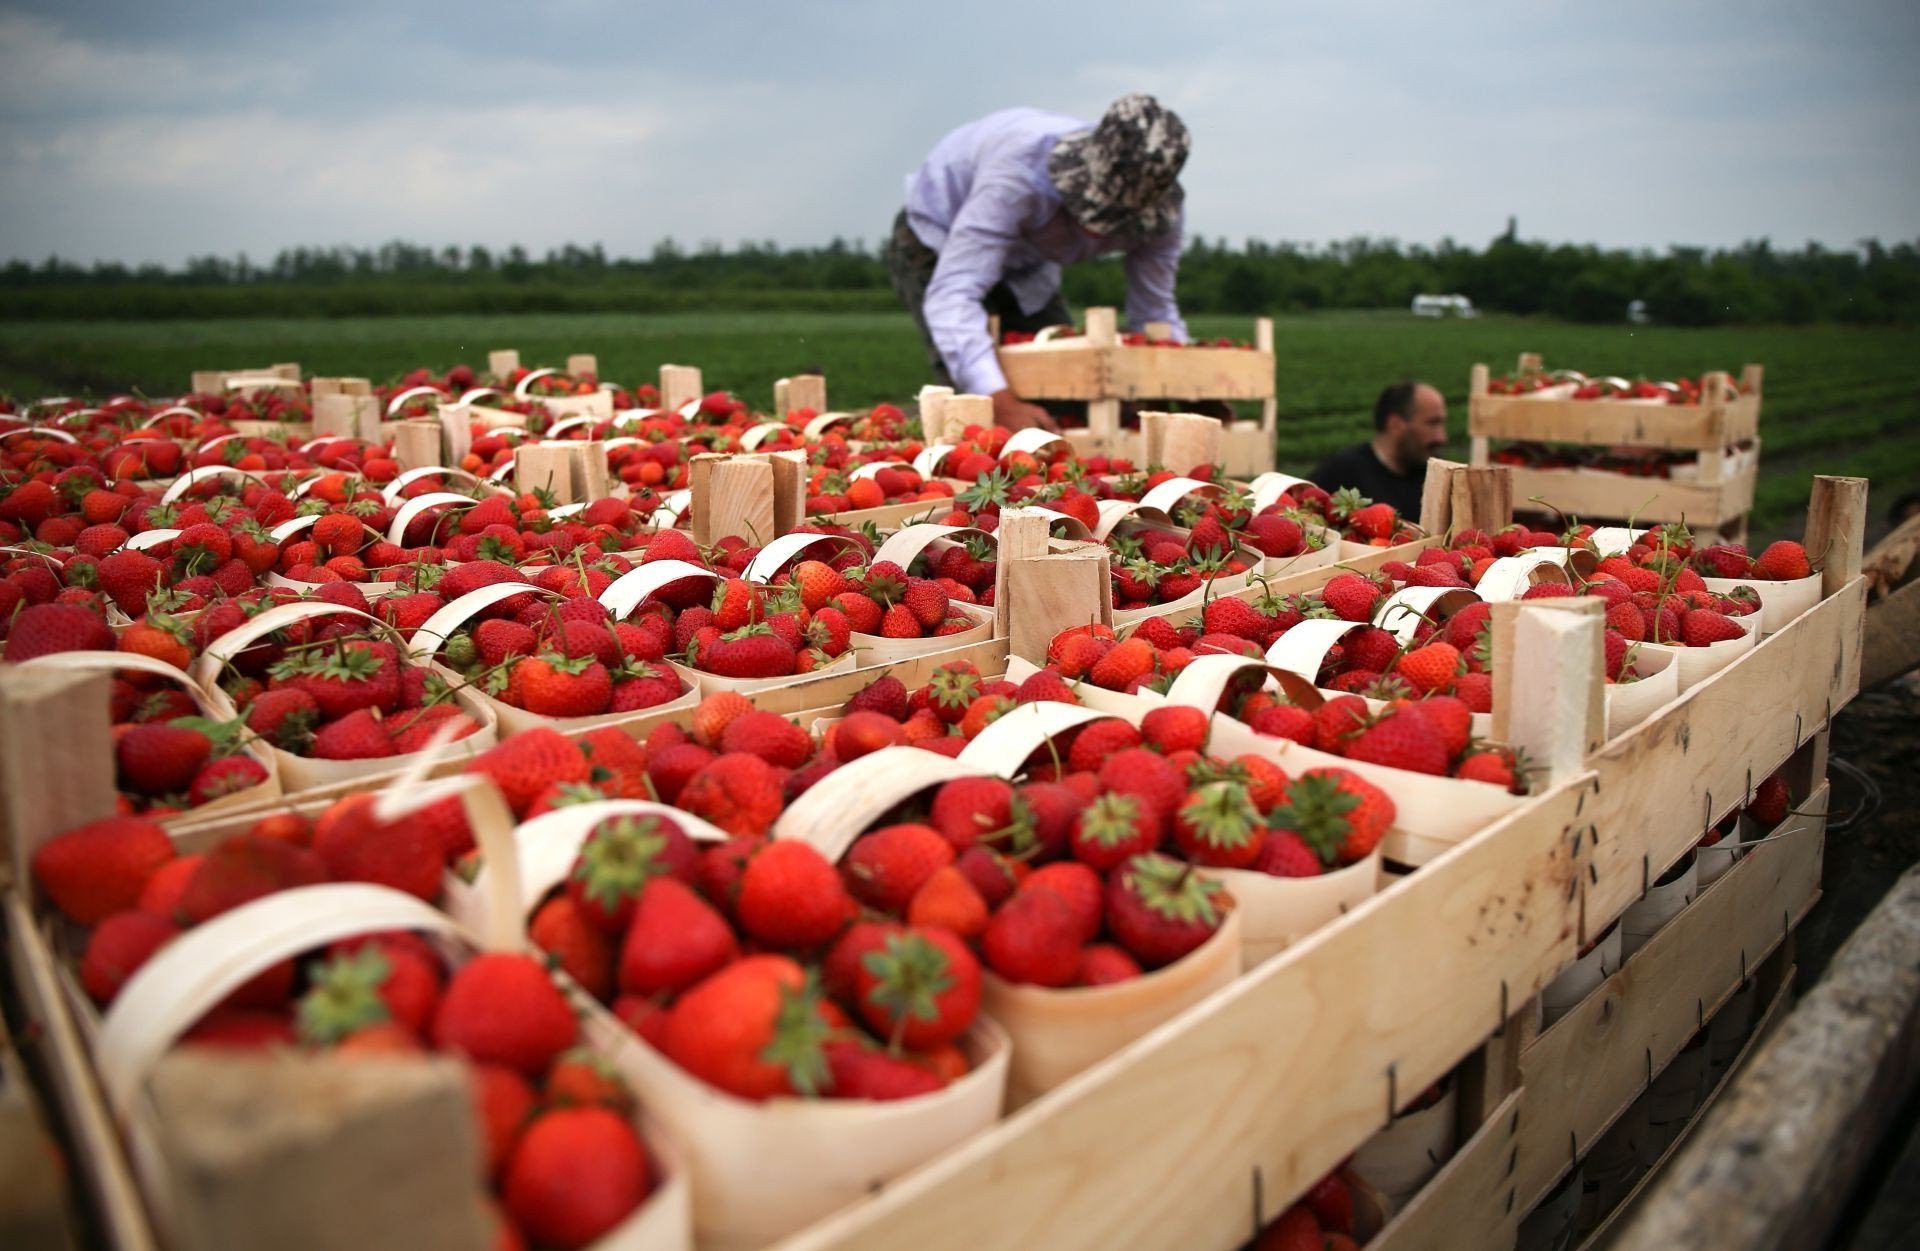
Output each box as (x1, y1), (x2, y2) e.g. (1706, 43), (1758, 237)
(903, 107), (1188, 396)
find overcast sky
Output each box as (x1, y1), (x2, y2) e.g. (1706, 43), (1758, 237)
(3, 0), (1916, 266)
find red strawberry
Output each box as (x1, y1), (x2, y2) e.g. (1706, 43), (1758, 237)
(736, 841), (852, 949)
(1066, 719), (1144, 773)
(1320, 573), (1381, 623)
(1069, 791), (1163, 871)
(308, 707), (396, 761)
(825, 1040), (947, 1100)
(513, 652), (612, 717)
(3, 602), (116, 660)
(719, 710), (813, 768)
(503, 1107), (652, 1250)
(619, 877), (738, 997)
(310, 794), (444, 901)
(927, 776), (1019, 853)
(906, 865), (990, 939)
(1255, 830), (1324, 877)
(1748, 772), (1790, 827)
(663, 954), (832, 1099)
(851, 924), (981, 1049)
(844, 823), (955, 913)
(466, 729), (591, 816)
(1096, 747), (1187, 822)
(529, 895), (615, 1001)
(703, 625), (796, 678)
(31, 816), (174, 925)
(1021, 861), (1103, 943)
(244, 687), (320, 750)
(1681, 610), (1745, 646)
(178, 834), (326, 923)
(1752, 540), (1811, 581)
(981, 886), (1083, 987)
(1140, 704), (1209, 754)
(677, 753), (786, 839)
(80, 910), (179, 1004)
(1105, 852), (1228, 967)
(1344, 704), (1450, 775)
(470, 1063), (536, 1178)
(432, 953), (579, 1077)
(115, 723), (213, 796)
(566, 813), (699, 932)
(1270, 768), (1395, 865)
(1247, 703), (1317, 746)
(1077, 943), (1143, 986)
(1171, 780), (1267, 869)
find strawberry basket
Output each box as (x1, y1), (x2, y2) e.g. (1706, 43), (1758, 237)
(441, 795), (1012, 1251)
(189, 600), (498, 794)
(772, 734), (1240, 1110)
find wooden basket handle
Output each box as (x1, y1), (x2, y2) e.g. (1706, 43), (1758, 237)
(406, 581), (556, 659)
(956, 701), (1115, 775)
(386, 491), (481, 546)
(771, 746), (993, 861)
(596, 558), (718, 621)
(1165, 652), (1326, 714)
(384, 385), (446, 416)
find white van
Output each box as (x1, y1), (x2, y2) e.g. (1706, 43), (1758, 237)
(1411, 294), (1479, 318)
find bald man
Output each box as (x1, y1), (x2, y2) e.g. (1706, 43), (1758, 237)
(1309, 381), (1449, 518)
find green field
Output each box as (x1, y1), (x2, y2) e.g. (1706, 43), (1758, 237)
(3, 310), (1914, 536)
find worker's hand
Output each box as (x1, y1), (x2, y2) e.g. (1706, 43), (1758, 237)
(991, 389), (1059, 434)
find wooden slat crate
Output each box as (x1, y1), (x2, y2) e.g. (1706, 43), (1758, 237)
(1467, 355), (1764, 533)
(993, 307), (1277, 476)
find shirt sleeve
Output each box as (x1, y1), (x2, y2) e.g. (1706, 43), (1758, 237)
(922, 180), (1033, 396)
(1124, 220), (1187, 343)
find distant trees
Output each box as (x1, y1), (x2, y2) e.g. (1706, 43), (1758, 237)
(4, 233), (1916, 324)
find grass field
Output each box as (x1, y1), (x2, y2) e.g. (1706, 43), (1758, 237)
(4, 310), (1914, 536)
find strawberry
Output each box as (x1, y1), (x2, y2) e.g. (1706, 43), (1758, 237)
(1141, 704), (1209, 754)
(1416, 695), (1473, 759)
(31, 816), (174, 925)
(80, 910), (178, 1005)
(178, 834), (326, 923)
(1270, 769), (1395, 865)
(1069, 791), (1163, 871)
(844, 823), (955, 913)
(663, 955), (833, 1099)
(1021, 861), (1103, 942)
(323, 934), (444, 1035)
(3, 602), (116, 661)
(432, 953), (579, 1078)
(906, 865), (990, 939)
(529, 895), (616, 1001)
(308, 707), (396, 760)
(186, 755), (269, 807)
(1171, 780), (1266, 869)
(1255, 830), (1324, 877)
(825, 1040), (947, 1100)
(566, 813), (698, 932)
(981, 886), (1084, 987)
(703, 625), (796, 678)
(1344, 704), (1450, 775)
(116, 723), (212, 796)
(1747, 772), (1790, 827)
(619, 877), (738, 997)
(469, 1063), (536, 1179)
(310, 794), (444, 901)
(1305, 1172), (1355, 1235)
(719, 710), (813, 768)
(1066, 719), (1144, 773)
(543, 1047), (636, 1115)
(1394, 641), (1461, 695)
(736, 840), (852, 949)
(1096, 747), (1188, 823)
(1105, 852), (1228, 967)
(1457, 750), (1517, 788)
(1752, 540), (1811, 581)
(244, 687), (320, 750)
(1255, 1205), (1323, 1251)
(512, 652), (613, 717)
(927, 776), (1020, 853)
(467, 729), (591, 816)
(829, 710), (907, 761)
(95, 550), (165, 614)
(851, 924), (980, 1050)
(1077, 943), (1143, 986)
(1320, 573), (1380, 623)
(503, 1107), (652, 1251)
(1201, 595), (1268, 641)
(845, 674), (909, 720)
(677, 752), (786, 838)
(1088, 637), (1155, 690)
(1247, 703), (1317, 746)
(1680, 610), (1745, 646)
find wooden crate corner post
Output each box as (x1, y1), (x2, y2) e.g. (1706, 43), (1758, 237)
(390, 420), (443, 473)
(512, 442), (580, 505)
(149, 1051), (491, 1251)
(1255, 316), (1277, 440)
(944, 393), (992, 441)
(690, 454), (776, 548)
(565, 353), (598, 379)
(486, 349), (520, 380)
(660, 365), (703, 414)
(777, 373), (827, 417)
(1085, 307), (1122, 448)
(1806, 475), (1870, 598)
(1490, 598), (1606, 785)
(312, 394), (382, 444)
(1468, 363), (1493, 467)
(0, 666), (117, 889)
(995, 508), (1111, 662)
(1419, 460), (1514, 539)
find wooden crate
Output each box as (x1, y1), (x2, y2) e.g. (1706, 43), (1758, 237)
(1468, 355), (1763, 532)
(993, 307), (1277, 475)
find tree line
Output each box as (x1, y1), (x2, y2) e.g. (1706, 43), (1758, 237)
(4, 232), (1916, 325)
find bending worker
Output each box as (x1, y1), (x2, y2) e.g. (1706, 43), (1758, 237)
(884, 93), (1191, 433)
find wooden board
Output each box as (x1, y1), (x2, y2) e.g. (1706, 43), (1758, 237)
(1861, 572), (1920, 689)
(1468, 395), (1760, 451)
(775, 780), (1587, 1251)
(1570, 956), (1795, 1249)
(1369, 1090), (1525, 1251)
(1582, 583), (1862, 936)
(1500, 464), (1756, 527)
(1512, 788), (1825, 1213)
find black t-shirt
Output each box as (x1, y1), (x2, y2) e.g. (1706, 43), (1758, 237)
(1308, 443), (1424, 520)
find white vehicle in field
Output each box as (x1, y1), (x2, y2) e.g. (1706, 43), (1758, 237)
(1411, 293), (1479, 318)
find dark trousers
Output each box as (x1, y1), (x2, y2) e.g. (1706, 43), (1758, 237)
(882, 208), (1072, 389)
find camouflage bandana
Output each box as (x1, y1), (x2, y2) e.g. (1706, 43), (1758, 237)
(1048, 93), (1189, 238)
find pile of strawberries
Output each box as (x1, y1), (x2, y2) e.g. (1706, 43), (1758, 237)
(1689, 536), (1814, 582)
